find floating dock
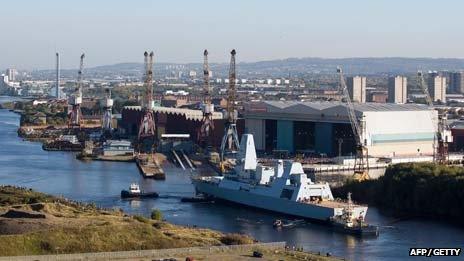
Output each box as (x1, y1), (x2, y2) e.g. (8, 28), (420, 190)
(136, 154), (165, 180)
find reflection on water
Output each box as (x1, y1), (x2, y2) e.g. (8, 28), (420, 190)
(0, 103), (463, 261)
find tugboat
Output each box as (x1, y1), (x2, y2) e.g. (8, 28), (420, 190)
(120, 183), (158, 199)
(330, 193), (379, 237)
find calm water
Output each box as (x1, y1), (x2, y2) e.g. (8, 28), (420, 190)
(1, 97), (463, 260)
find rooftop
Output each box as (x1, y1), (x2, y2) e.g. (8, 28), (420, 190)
(246, 101), (431, 116)
(123, 105), (223, 121)
(263, 101), (429, 112)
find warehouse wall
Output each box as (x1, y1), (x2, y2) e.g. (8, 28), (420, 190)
(364, 110), (437, 156)
(276, 120), (294, 152)
(314, 122), (333, 155)
(368, 141), (433, 157)
(245, 106), (437, 158)
(245, 119), (265, 151)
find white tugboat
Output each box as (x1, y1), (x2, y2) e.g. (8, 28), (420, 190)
(193, 134), (378, 235)
(121, 183), (158, 199)
(331, 192), (379, 236)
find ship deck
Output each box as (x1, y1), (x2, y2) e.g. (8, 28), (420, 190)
(300, 200), (366, 209)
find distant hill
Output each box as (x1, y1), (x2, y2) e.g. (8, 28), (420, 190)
(30, 57), (464, 80)
(88, 57), (464, 76)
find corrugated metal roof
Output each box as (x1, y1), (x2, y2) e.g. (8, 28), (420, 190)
(123, 105), (223, 121)
(260, 101), (429, 113)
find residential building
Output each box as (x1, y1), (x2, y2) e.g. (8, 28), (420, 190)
(388, 76), (407, 103)
(428, 76), (446, 103)
(6, 68), (17, 82)
(347, 76), (366, 103)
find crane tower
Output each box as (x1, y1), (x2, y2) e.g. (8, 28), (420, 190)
(55, 52), (60, 99)
(68, 53), (85, 128)
(102, 87), (113, 131)
(138, 51), (156, 140)
(198, 49), (214, 147)
(220, 49), (240, 161)
(337, 67), (369, 180)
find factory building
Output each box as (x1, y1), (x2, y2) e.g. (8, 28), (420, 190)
(244, 101), (437, 158)
(388, 76), (407, 104)
(428, 76), (446, 103)
(120, 106), (244, 148)
(347, 76), (366, 103)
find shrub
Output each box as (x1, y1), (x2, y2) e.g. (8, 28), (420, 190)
(220, 233), (254, 245)
(151, 209), (163, 221)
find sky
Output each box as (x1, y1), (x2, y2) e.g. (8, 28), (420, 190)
(1, 0), (463, 70)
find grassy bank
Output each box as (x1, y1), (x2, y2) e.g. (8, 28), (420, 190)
(0, 186), (338, 260)
(333, 163), (464, 224)
(0, 186), (253, 256)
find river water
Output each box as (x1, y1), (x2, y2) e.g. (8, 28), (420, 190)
(1, 97), (463, 260)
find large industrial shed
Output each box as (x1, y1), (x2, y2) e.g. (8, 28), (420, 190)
(119, 106), (244, 147)
(244, 101), (437, 157)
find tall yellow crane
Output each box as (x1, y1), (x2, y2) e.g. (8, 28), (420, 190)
(337, 67), (369, 181)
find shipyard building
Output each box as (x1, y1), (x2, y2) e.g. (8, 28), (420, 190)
(244, 101), (437, 157)
(120, 106), (244, 147)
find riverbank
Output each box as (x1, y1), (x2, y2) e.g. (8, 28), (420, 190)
(0, 243), (338, 261)
(333, 162), (464, 225)
(0, 186), (337, 260)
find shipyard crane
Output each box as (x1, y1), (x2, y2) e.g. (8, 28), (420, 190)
(102, 87), (113, 132)
(198, 49), (215, 147)
(337, 67), (369, 181)
(417, 71), (452, 163)
(138, 51), (156, 141)
(68, 53), (85, 128)
(220, 49), (240, 162)
(286, 72), (291, 100)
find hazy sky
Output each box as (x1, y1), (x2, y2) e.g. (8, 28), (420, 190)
(1, 0), (463, 70)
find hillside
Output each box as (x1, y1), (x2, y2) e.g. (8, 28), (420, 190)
(30, 57), (464, 80)
(0, 186), (337, 260)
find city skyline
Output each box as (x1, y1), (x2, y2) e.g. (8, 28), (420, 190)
(1, 0), (464, 69)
